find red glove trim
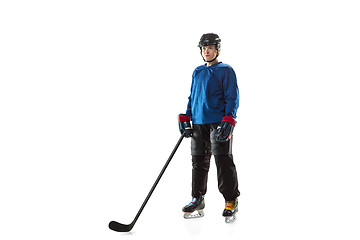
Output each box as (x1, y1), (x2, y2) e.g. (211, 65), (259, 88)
(178, 114), (191, 122)
(222, 116), (236, 127)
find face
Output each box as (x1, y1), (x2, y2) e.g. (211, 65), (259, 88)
(201, 45), (218, 62)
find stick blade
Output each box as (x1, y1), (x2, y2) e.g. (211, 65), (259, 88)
(108, 221), (133, 232)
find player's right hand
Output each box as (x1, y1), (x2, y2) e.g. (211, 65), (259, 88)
(178, 114), (193, 138)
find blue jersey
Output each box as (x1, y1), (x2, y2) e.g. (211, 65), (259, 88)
(186, 62), (239, 125)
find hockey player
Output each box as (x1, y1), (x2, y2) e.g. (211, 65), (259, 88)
(178, 33), (240, 223)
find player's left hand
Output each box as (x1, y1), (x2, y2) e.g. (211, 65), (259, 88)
(216, 116), (236, 142)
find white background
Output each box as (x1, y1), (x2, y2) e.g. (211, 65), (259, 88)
(1, 0), (360, 239)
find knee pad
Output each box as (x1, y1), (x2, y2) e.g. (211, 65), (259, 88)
(192, 155), (210, 171)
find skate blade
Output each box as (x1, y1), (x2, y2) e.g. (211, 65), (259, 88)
(183, 210), (204, 219)
(225, 215), (236, 223)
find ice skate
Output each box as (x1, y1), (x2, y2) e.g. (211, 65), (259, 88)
(182, 195), (205, 219)
(223, 198), (238, 223)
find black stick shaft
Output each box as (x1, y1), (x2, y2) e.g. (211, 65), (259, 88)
(130, 133), (185, 226)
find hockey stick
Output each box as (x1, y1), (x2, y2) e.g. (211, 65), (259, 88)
(109, 133), (185, 232)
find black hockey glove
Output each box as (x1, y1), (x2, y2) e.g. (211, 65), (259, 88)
(216, 116), (236, 142)
(178, 114), (193, 138)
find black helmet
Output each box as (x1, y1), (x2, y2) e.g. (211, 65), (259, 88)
(198, 33), (221, 51)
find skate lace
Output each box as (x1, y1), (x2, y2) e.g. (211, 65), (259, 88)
(187, 198), (197, 206)
(225, 200), (237, 210)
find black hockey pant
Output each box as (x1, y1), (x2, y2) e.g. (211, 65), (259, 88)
(191, 124), (240, 201)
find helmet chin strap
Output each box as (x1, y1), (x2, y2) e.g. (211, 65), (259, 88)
(201, 51), (219, 63)
(206, 54), (219, 63)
